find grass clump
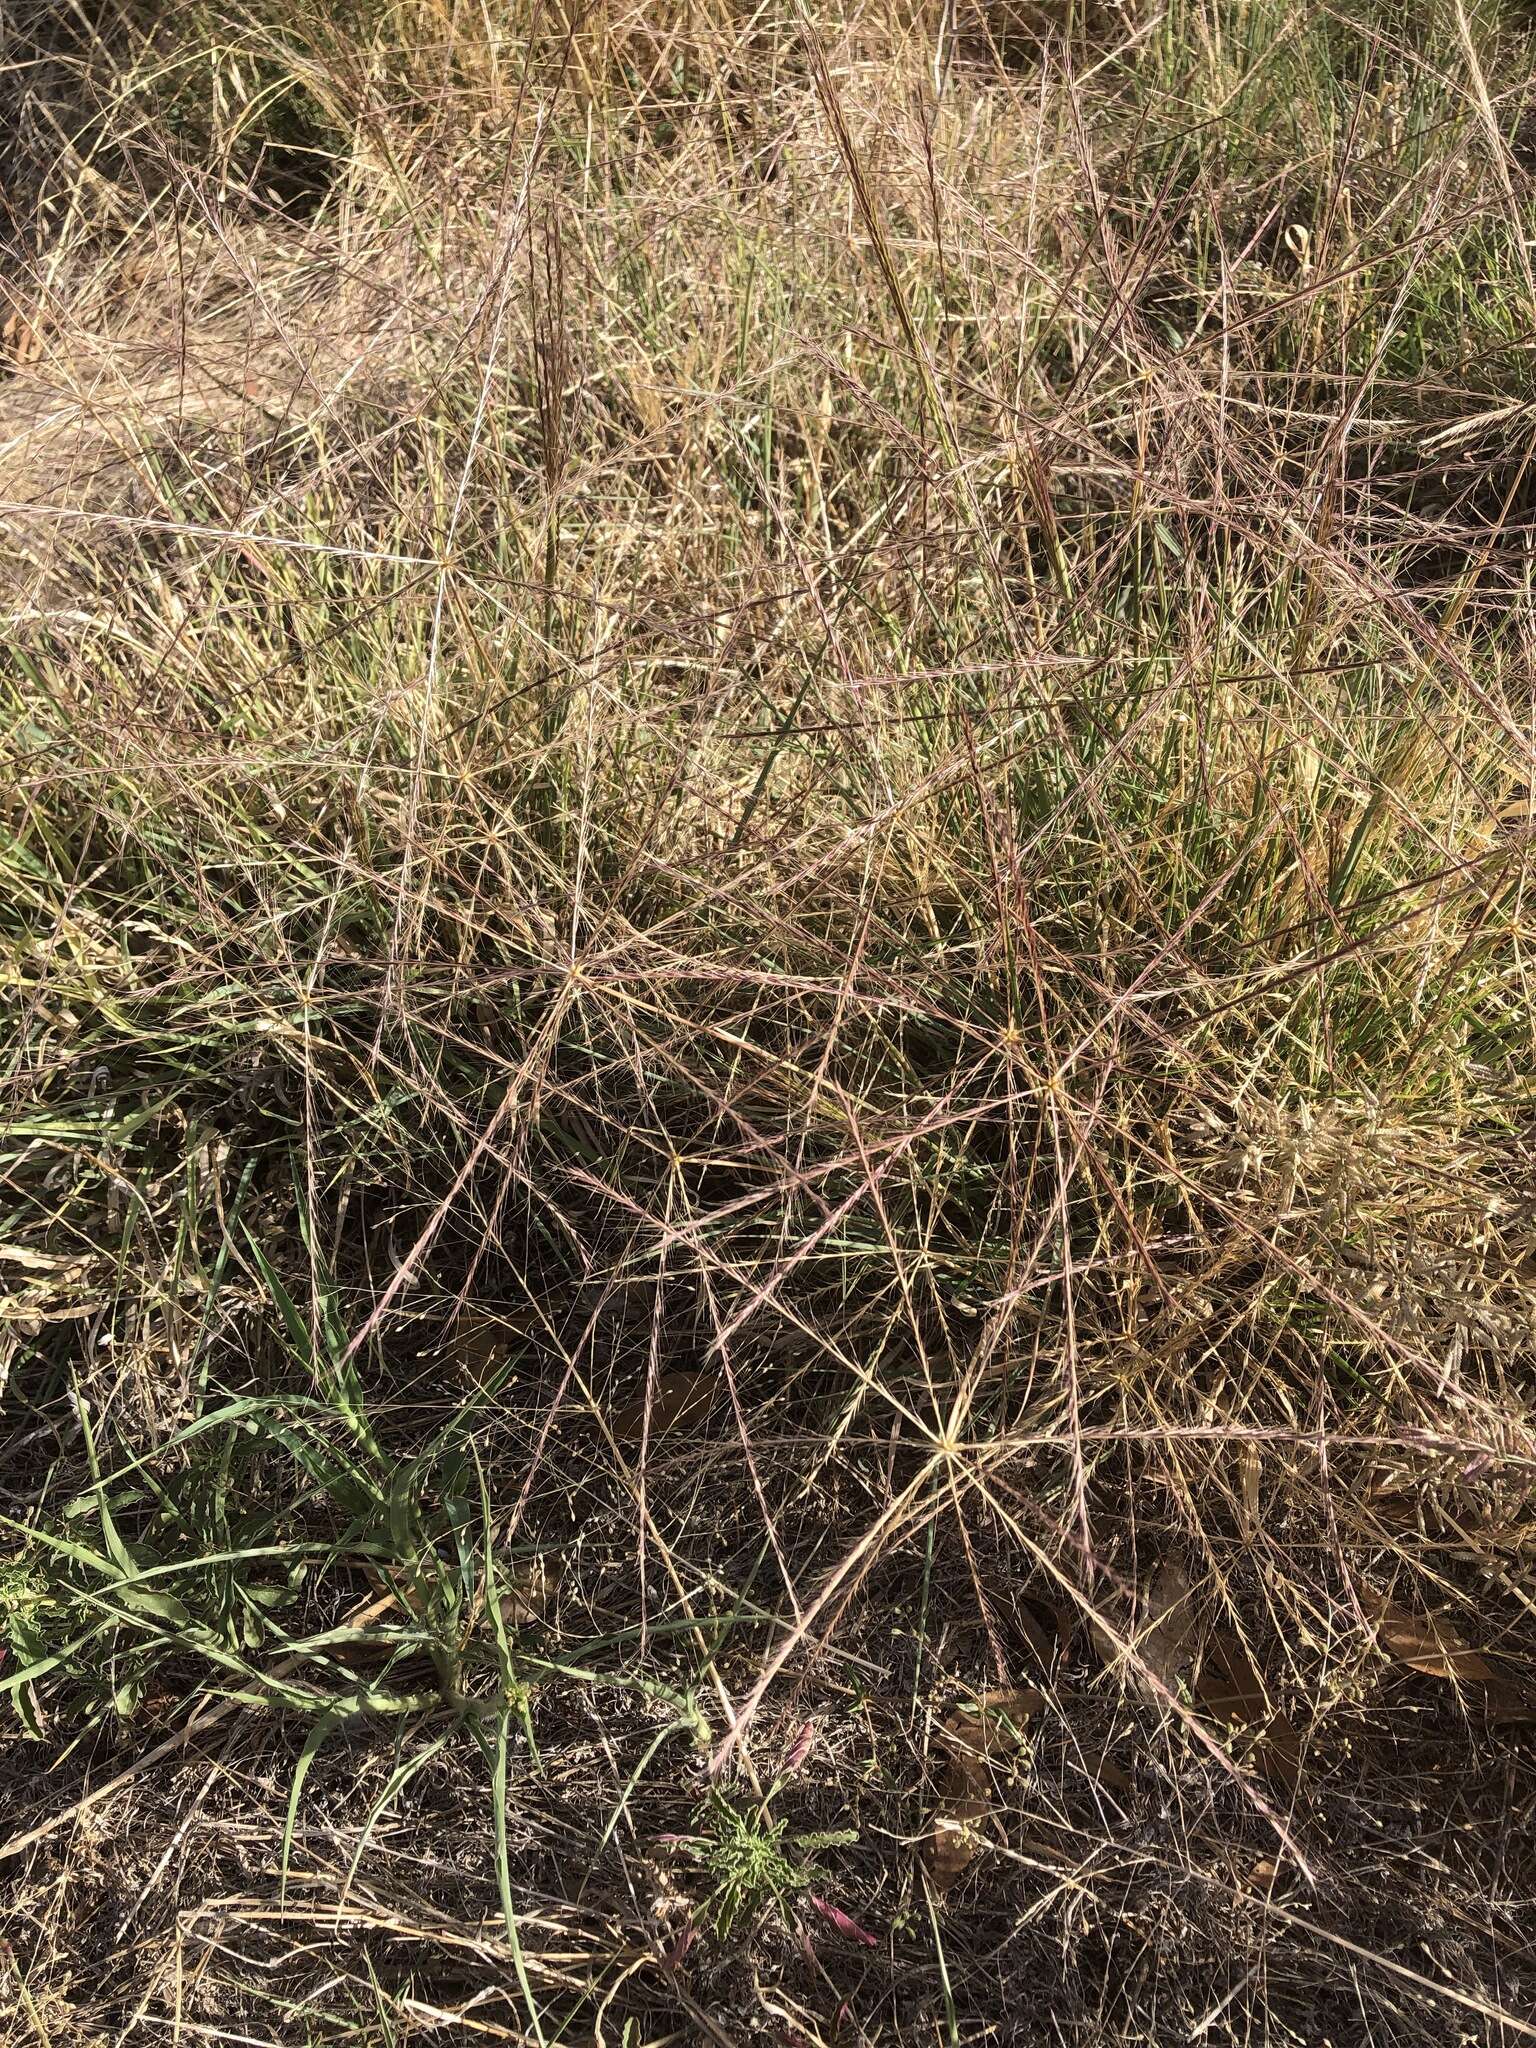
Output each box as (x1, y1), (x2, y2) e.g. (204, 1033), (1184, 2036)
(2, 0), (1536, 2042)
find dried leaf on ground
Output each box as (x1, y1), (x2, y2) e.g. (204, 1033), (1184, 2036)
(1362, 1591), (1534, 1719)
(1078, 1741), (1134, 1801)
(2, 310), (44, 366)
(1196, 1632), (1302, 1791)
(1089, 1558), (1197, 1701)
(1089, 1575), (1301, 1789)
(433, 1308), (517, 1388)
(497, 1554), (561, 1628)
(364, 1562), (428, 1620)
(612, 1369), (716, 1444)
(1015, 1596), (1071, 1673)
(927, 1687), (1040, 1890)
(1363, 1591), (1497, 1682)
(1361, 1468), (1423, 1530)
(1136, 1558), (1198, 1700)
(927, 1786), (992, 1889)
(942, 1686), (1041, 1763)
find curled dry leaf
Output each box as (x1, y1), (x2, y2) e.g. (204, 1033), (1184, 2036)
(2, 309), (44, 366)
(926, 1687), (1040, 1891)
(1079, 1740), (1133, 1801)
(1237, 1442), (1261, 1544)
(1091, 1571), (1302, 1790)
(1015, 1595), (1071, 1674)
(943, 1686), (1041, 1763)
(1361, 1467), (1423, 1532)
(1363, 1590), (1496, 1682)
(364, 1562), (428, 1620)
(612, 1368), (716, 1444)
(928, 1786), (991, 1890)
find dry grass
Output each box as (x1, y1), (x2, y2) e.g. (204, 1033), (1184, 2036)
(3, 0), (1536, 2041)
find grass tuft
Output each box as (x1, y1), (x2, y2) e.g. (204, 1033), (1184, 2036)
(3, 0), (1536, 2040)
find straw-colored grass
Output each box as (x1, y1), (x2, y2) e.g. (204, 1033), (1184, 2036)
(3, 1), (1535, 2041)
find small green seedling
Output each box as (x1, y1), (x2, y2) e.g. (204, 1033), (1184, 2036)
(689, 1791), (857, 1938)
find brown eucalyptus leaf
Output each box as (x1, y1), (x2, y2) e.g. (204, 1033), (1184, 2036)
(1363, 1593), (1498, 1684)
(1086, 1603), (1127, 1676)
(1196, 1633), (1301, 1791)
(1362, 1592), (1535, 1720)
(1078, 1740), (1133, 1800)
(1014, 1597), (1069, 1673)
(1090, 1560), (1196, 1701)
(435, 1309), (517, 1387)
(2, 309), (43, 366)
(1487, 1683), (1536, 1725)
(1361, 1469), (1421, 1530)
(364, 1563), (428, 1620)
